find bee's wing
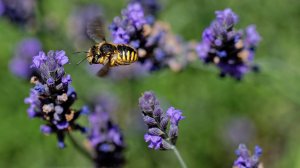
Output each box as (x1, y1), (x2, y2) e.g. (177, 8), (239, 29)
(87, 16), (106, 43)
(97, 62), (110, 77)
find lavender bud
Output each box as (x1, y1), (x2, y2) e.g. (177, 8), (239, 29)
(143, 115), (157, 126)
(160, 116), (169, 132)
(161, 139), (173, 150)
(139, 91), (184, 150)
(233, 144), (263, 168)
(153, 106), (163, 117)
(148, 128), (164, 136)
(168, 125), (178, 138)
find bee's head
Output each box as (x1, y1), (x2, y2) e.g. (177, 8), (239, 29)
(86, 49), (94, 64)
(86, 44), (101, 64)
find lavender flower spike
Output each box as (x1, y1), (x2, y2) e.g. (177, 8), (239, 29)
(9, 38), (42, 79)
(139, 91), (185, 149)
(25, 50), (85, 148)
(233, 144), (263, 168)
(196, 8), (261, 80)
(87, 105), (125, 168)
(109, 2), (191, 73)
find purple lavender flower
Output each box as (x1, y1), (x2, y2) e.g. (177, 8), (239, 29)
(166, 107), (184, 125)
(122, 3), (146, 30)
(0, 0), (4, 16)
(9, 38), (42, 79)
(1, 0), (36, 25)
(109, 3), (190, 72)
(233, 144), (263, 168)
(110, 3), (146, 46)
(139, 91), (184, 150)
(87, 105), (125, 168)
(196, 8), (261, 80)
(130, 0), (161, 18)
(215, 8), (238, 27)
(245, 25), (261, 47)
(25, 50), (85, 148)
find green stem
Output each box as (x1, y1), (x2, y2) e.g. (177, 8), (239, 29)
(172, 146), (188, 168)
(67, 132), (94, 162)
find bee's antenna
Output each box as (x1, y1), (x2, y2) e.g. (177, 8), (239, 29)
(76, 57), (88, 65)
(73, 51), (89, 54)
(76, 56), (93, 65)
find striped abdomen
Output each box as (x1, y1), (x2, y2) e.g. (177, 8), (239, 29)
(111, 44), (138, 66)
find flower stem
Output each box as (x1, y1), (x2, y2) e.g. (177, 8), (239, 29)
(172, 146), (188, 168)
(67, 132), (94, 162)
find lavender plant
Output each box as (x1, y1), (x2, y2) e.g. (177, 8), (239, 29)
(17, 1), (267, 167)
(87, 105), (125, 168)
(233, 144), (263, 168)
(139, 91), (187, 168)
(1, 0), (36, 25)
(24, 50), (86, 148)
(10, 38), (42, 79)
(109, 2), (192, 72)
(130, 0), (160, 22)
(196, 8), (261, 80)
(0, 0), (4, 16)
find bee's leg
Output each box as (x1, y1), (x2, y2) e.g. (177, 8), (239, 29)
(97, 63), (110, 77)
(110, 53), (119, 66)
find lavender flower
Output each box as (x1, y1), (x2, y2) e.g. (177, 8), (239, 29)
(139, 91), (184, 150)
(87, 105), (125, 168)
(233, 144), (263, 168)
(9, 38), (42, 79)
(0, 0), (4, 16)
(110, 3), (146, 46)
(196, 8), (261, 80)
(1, 0), (36, 25)
(24, 50), (85, 148)
(110, 3), (191, 72)
(130, 0), (161, 23)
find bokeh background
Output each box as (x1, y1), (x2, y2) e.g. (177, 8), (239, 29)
(1, 0), (300, 167)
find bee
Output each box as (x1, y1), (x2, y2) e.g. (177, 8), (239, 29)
(77, 17), (138, 76)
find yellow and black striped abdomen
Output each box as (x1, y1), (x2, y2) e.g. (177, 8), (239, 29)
(115, 44), (138, 66)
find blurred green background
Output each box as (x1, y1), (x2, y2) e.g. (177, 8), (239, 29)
(1, 0), (300, 167)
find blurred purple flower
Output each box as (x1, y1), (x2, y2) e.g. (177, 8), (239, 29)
(0, 0), (4, 16)
(88, 105), (125, 168)
(139, 91), (184, 150)
(196, 8), (261, 80)
(245, 25), (261, 47)
(25, 50), (85, 148)
(1, 0), (36, 25)
(215, 8), (238, 27)
(233, 144), (262, 168)
(67, 4), (103, 49)
(9, 38), (42, 79)
(109, 3), (190, 73)
(221, 117), (256, 146)
(122, 3), (146, 29)
(130, 0), (161, 17)
(109, 3), (145, 45)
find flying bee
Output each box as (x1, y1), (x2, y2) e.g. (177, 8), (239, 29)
(77, 17), (138, 76)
